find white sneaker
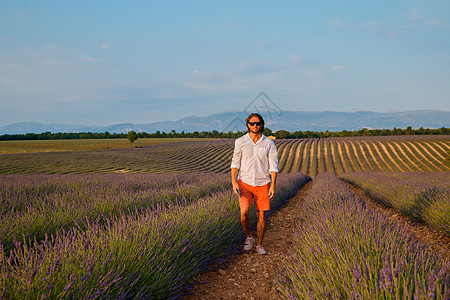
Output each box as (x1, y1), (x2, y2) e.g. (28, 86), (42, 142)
(256, 245), (267, 255)
(244, 237), (254, 251)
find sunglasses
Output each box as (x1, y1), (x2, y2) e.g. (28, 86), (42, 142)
(248, 122), (261, 126)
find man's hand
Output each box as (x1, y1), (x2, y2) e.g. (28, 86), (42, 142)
(268, 171), (277, 199)
(231, 168), (240, 197)
(232, 181), (240, 196)
(268, 185), (275, 199)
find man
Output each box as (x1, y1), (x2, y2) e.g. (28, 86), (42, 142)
(231, 113), (278, 255)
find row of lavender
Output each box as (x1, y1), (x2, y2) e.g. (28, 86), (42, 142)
(340, 172), (450, 236)
(0, 173), (231, 254)
(0, 172), (311, 299)
(277, 173), (449, 299)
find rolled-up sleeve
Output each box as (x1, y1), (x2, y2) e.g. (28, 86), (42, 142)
(268, 142), (278, 173)
(230, 139), (242, 169)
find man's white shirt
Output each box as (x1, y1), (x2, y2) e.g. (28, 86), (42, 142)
(231, 133), (278, 186)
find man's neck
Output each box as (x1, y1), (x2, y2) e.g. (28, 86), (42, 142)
(248, 132), (262, 144)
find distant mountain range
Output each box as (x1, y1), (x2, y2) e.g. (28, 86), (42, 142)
(1, 110), (449, 134)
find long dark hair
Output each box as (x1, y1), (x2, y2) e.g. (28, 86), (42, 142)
(245, 113), (265, 133)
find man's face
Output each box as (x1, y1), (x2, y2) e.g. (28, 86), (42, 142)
(247, 116), (262, 134)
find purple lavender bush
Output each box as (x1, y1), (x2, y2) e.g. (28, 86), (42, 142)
(0, 172), (310, 299)
(0, 173), (230, 253)
(340, 172), (450, 236)
(277, 173), (449, 299)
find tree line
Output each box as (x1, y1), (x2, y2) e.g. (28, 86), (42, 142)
(0, 126), (448, 141)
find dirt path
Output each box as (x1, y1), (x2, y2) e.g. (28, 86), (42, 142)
(299, 140), (310, 173)
(355, 141), (373, 172)
(330, 140), (344, 175)
(392, 141), (423, 171)
(376, 141), (405, 172)
(399, 141), (433, 172)
(184, 181), (313, 300)
(386, 142), (414, 172)
(291, 140), (304, 173)
(184, 180), (449, 299)
(406, 141), (445, 171)
(348, 141), (365, 172)
(361, 141), (384, 171)
(416, 142), (447, 166)
(433, 141), (450, 158)
(280, 140), (299, 173)
(335, 140), (348, 173)
(342, 141), (358, 172)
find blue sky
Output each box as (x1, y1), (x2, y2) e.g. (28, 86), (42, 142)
(1, 1), (449, 126)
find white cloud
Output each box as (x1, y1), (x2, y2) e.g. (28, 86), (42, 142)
(0, 76), (15, 86)
(290, 55), (303, 64)
(136, 60), (329, 103)
(388, 31), (402, 38)
(425, 19), (443, 27)
(439, 54), (449, 59)
(330, 65), (344, 71)
(20, 43), (101, 65)
(328, 19), (345, 27)
(45, 44), (63, 51)
(409, 8), (422, 21)
(401, 23), (420, 29)
(225, 22), (238, 29)
(363, 21), (381, 30)
(308, 69), (324, 78)
(101, 43), (110, 49)
(13, 9), (34, 19)
(81, 56), (95, 62)
(256, 41), (270, 48)
(42, 58), (69, 66)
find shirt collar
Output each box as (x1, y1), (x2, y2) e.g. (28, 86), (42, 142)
(246, 133), (266, 145)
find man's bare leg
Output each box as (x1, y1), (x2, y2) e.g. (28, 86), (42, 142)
(240, 208), (252, 238)
(256, 210), (266, 246)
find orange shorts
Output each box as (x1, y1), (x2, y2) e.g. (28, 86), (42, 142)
(238, 179), (270, 211)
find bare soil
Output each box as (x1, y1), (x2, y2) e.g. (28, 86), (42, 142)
(184, 180), (450, 299)
(184, 181), (313, 300)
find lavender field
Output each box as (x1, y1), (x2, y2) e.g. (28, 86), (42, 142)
(0, 135), (448, 176)
(340, 172), (450, 236)
(277, 173), (449, 299)
(1, 135), (449, 299)
(0, 173), (231, 254)
(0, 172), (311, 299)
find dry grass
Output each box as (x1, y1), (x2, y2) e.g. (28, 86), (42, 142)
(0, 138), (218, 154)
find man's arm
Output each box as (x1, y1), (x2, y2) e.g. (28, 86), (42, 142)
(230, 139), (242, 196)
(268, 141), (278, 199)
(268, 171), (277, 199)
(231, 168), (240, 196)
